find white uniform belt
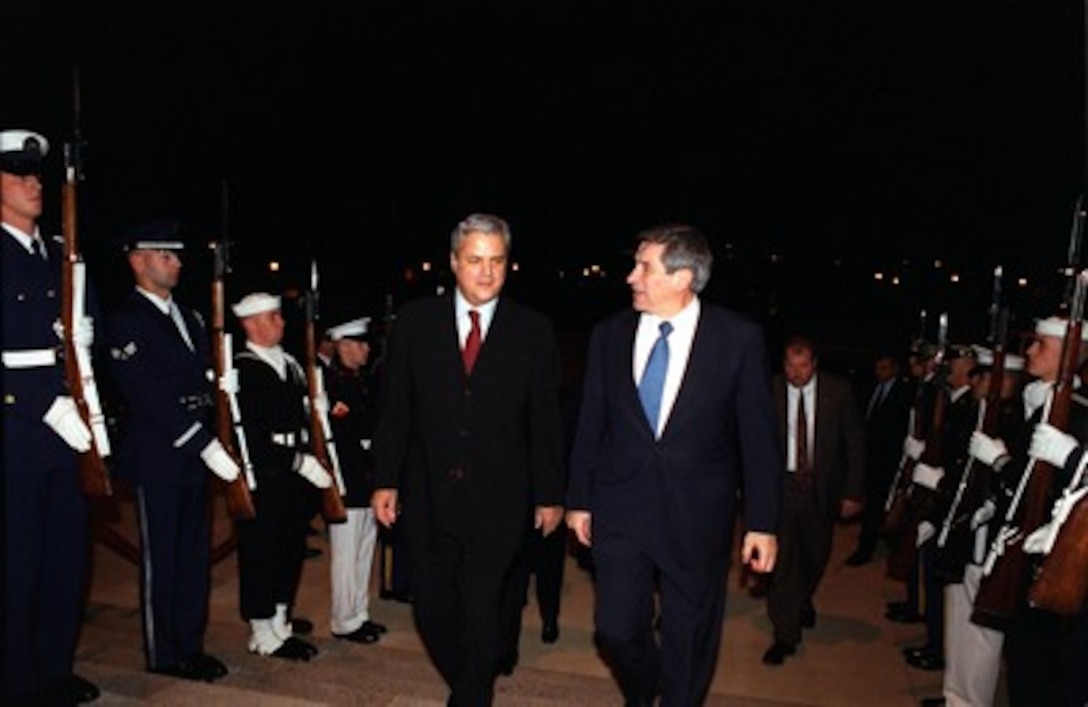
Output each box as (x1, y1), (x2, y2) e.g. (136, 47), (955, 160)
(3, 348), (58, 368)
(271, 432), (297, 447)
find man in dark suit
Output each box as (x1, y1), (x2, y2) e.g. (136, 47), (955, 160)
(371, 213), (567, 706)
(106, 219), (238, 682)
(846, 350), (912, 566)
(3, 129), (103, 704)
(763, 335), (865, 665)
(566, 224), (782, 706)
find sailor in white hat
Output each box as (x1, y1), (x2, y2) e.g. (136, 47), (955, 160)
(232, 291), (332, 660)
(3, 128), (103, 703)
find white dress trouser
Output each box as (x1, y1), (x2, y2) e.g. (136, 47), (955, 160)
(944, 562), (1004, 707)
(328, 507), (378, 635)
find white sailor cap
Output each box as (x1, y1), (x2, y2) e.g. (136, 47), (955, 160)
(1034, 316), (1088, 341)
(970, 345), (1026, 372)
(232, 292), (281, 318)
(0, 129), (49, 174)
(327, 317), (372, 342)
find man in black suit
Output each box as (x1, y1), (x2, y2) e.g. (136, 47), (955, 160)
(106, 219), (237, 682)
(846, 351), (912, 566)
(371, 213), (567, 706)
(763, 335), (865, 665)
(566, 224), (782, 706)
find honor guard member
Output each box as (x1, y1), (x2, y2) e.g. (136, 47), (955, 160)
(3, 129), (102, 704)
(232, 292), (331, 660)
(105, 219), (237, 682)
(324, 316), (388, 644)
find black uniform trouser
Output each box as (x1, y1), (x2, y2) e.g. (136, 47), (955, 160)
(237, 474), (310, 620)
(5, 460), (88, 695)
(136, 483), (211, 669)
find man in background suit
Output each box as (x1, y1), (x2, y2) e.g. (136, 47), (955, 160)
(566, 224), (781, 706)
(371, 213), (567, 706)
(763, 335), (865, 665)
(846, 350), (912, 566)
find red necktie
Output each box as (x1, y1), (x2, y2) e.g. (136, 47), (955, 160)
(463, 310), (482, 375)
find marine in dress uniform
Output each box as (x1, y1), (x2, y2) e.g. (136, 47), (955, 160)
(105, 219), (237, 683)
(3, 129), (102, 704)
(324, 317), (388, 644)
(231, 292), (331, 660)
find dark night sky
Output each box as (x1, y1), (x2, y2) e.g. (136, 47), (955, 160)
(6, 2), (1086, 358)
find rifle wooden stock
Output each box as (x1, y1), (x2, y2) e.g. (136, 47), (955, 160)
(974, 320), (1081, 627)
(1028, 491), (1088, 615)
(306, 316), (347, 524)
(61, 165), (111, 498)
(211, 265), (255, 520)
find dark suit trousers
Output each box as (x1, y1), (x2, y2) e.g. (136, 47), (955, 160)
(136, 483), (211, 669)
(411, 528), (519, 706)
(768, 475), (833, 645)
(499, 526), (568, 662)
(593, 534), (727, 707)
(5, 460), (88, 694)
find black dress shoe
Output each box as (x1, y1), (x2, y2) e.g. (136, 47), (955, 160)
(541, 620), (559, 644)
(360, 620), (387, 635)
(761, 641), (796, 665)
(54, 674), (101, 703)
(270, 637), (318, 661)
(187, 652), (227, 680)
(304, 546), (322, 559)
(151, 661), (214, 682)
(333, 626), (380, 644)
(901, 644), (933, 659)
(920, 697), (946, 707)
(291, 617), (314, 636)
(885, 605), (923, 624)
(905, 650), (945, 671)
(801, 602), (816, 629)
(844, 550), (872, 566)
(380, 588), (413, 604)
(497, 651), (518, 676)
(886, 600), (912, 613)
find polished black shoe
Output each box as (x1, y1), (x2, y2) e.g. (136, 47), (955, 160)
(187, 652), (228, 680)
(380, 588), (413, 604)
(886, 600), (912, 613)
(333, 626), (380, 644)
(53, 674), (101, 703)
(761, 641), (796, 665)
(304, 546), (322, 559)
(151, 660), (214, 682)
(495, 651), (518, 676)
(905, 650), (945, 671)
(801, 602), (816, 629)
(291, 617), (314, 636)
(541, 620), (559, 644)
(360, 620), (387, 636)
(270, 637), (318, 661)
(844, 550), (872, 566)
(901, 644), (933, 659)
(920, 697), (946, 707)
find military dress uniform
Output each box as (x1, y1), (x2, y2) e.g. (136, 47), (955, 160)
(105, 224), (228, 681)
(3, 129), (101, 704)
(232, 293), (323, 660)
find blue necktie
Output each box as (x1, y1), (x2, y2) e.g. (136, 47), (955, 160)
(639, 321), (673, 433)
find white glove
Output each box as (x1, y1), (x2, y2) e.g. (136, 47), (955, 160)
(200, 439), (241, 482)
(312, 392), (329, 418)
(43, 396), (92, 452)
(297, 453), (332, 489)
(911, 462), (945, 491)
(52, 317), (94, 347)
(1029, 422), (1079, 469)
(969, 431), (1009, 468)
(218, 369), (239, 395)
(971, 499), (997, 530)
(903, 436), (926, 461)
(916, 521), (936, 548)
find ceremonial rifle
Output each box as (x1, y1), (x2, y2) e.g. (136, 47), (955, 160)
(304, 261), (348, 523)
(882, 309), (931, 527)
(886, 313), (949, 583)
(211, 181), (256, 520)
(61, 66), (112, 497)
(934, 268), (1008, 579)
(973, 271), (1088, 628)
